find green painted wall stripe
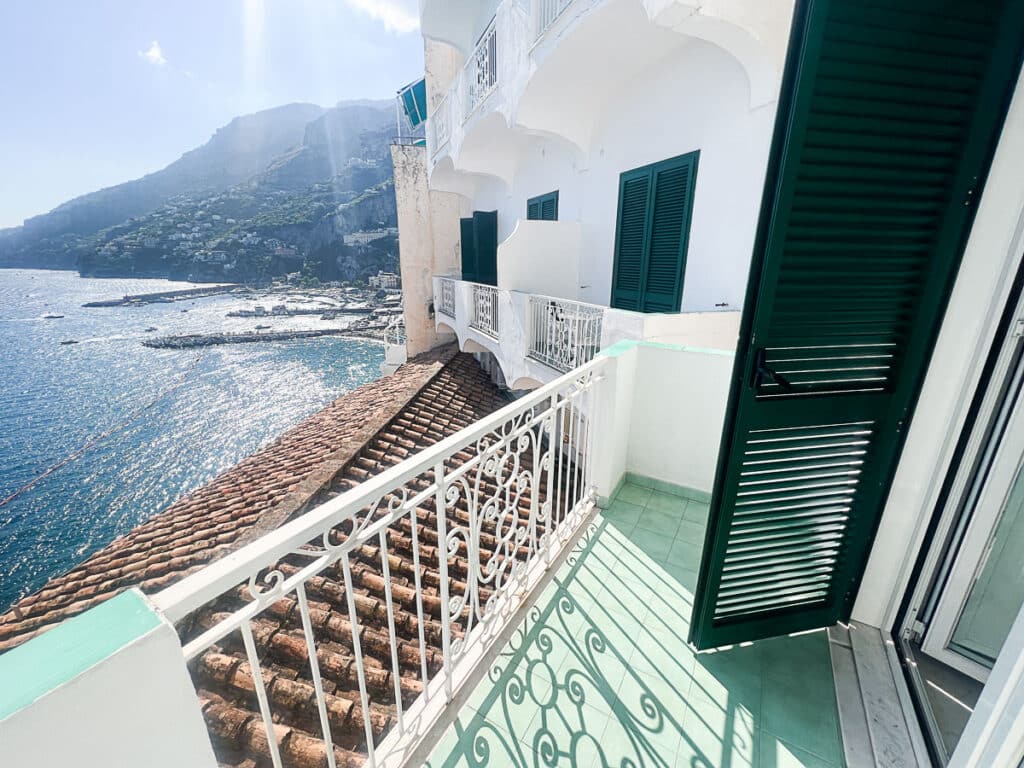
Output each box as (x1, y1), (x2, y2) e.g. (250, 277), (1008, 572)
(598, 339), (735, 358)
(0, 589), (161, 721)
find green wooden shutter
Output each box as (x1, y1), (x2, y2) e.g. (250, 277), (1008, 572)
(642, 154), (698, 312)
(611, 153), (698, 312)
(474, 210), (498, 286)
(610, 169), (652, 311)
(527, 191), (559, 221)
(460, 217), (477, 282)
(690, 0), (1024, 650)
(540, 192), (558, 221)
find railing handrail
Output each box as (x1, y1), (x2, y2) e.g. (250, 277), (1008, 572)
(152, 354), (608, 623)
(529, 292), (606, 315)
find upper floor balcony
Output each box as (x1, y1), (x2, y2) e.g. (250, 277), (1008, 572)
(423, 0), (792, 185)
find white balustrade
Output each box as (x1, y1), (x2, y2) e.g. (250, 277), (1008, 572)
(466, 17), (498, 115)
(152, 358), (606, 768)
(529, 295), (604, 373)
(535, 0), (574, 39)
(470, 284), (500, 338)
(438, 277), (456, 318)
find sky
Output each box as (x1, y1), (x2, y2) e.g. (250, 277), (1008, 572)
(0, 0), (423, 229)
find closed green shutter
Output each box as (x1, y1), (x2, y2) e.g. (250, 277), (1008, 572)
(610, 169), (652, 311)
(526, 191), (559, 221)
(611, 152), (698, 313)
(460, 217), (477, 282)
(689, 0), (1024, 650)
(474, 210), (498, 286)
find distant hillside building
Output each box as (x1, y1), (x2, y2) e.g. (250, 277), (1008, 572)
(369, 270), (399, 289)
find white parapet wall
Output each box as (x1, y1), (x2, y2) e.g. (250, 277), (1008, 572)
(590, 340), (734, 501)
(496, 219), (582, 299)
(0, 589), (217, 768)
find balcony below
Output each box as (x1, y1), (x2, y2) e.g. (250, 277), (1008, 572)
(434, 275), (740, 389)
(421, 477), (844, 768)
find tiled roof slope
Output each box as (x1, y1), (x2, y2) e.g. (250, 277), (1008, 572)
(184, 351), (535, 768)
(0, 345), (463, 653)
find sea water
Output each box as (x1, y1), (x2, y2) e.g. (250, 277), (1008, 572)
(0, 269), (384, 611)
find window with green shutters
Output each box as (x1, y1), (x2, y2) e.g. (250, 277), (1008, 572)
(610, 152), (698, 313)
(526, 191), (559, 221)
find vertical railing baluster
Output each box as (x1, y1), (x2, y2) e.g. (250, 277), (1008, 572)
(378, 529), (405, 734)
(434, 460), (454, 702)
(340, 552), (377, 765)
(545, 393), (559, 567)
(409, 507), (430, 690)
(241, 620), (284, 768)
(296, 583), (338, 768)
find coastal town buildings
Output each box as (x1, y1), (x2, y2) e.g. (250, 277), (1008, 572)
(3, 1), (1024, 768)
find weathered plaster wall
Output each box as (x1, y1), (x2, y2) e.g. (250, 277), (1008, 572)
(392, 144), (460, 356)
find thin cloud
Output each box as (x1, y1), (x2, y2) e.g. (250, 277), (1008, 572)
(139, 40), (168, 66)
(345, 0), (419, 33)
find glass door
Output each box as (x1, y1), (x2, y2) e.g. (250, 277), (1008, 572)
(923, 394), (1024, 681)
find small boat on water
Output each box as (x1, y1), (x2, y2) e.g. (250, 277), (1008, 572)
(42, 313), (64, 319)
(144, 326), (158, 332)
(255, 324), (272, 330)
(59, 340), (78, 345)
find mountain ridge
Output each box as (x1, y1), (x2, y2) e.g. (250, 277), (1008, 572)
(0, 99), (402, 284)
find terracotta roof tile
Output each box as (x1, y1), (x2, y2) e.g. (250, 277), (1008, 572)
(0, 349), (580, 768)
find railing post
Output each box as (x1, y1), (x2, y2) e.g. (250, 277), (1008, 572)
(433, 459), (454, 703)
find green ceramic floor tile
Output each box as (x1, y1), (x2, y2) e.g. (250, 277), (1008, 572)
(636, 506), (685, 538)
(677, 689), (759, 768)
(684, 500), (711, 524)
(617, 483), (653, 507)
(628, 526), (675, 563)
(646, 489), (689, 515)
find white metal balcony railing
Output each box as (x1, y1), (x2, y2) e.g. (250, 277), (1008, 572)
(384, 315), (406, 347)
(528, 295), (604, 373)
(428, 94), (451, 158)
(152, 358), (606, 768)
(535, 0), (574, 39)
(438, 277), (456, 318)
(466, 17), (498, 114)
(470, 284), (500, 338)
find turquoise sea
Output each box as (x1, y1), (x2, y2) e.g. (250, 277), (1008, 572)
(0, 269), (384, 611)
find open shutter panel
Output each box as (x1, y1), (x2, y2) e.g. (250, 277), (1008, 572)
(474, 210), (499, 286)
(642, 155), (697, 312)
(460, 217), (477, 283)
(690, 0), (1024, 649)
(611, 170), (652, 311)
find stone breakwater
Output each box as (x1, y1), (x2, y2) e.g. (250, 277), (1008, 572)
(142, 328), (348, 349)
(83, 284), (241, 307)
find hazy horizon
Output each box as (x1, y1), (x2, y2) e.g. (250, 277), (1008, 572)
(0, 0), (423, 229)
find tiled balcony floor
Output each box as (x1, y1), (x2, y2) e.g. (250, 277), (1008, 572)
(426, 481), (845, 767)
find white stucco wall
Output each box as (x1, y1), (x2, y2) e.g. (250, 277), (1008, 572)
(590, 341), (733, 500)
(497, 219), (582, 298)
(625, 344), (733, 492)
(436, 37), (774, 314)
(580, 40), (774, 311)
